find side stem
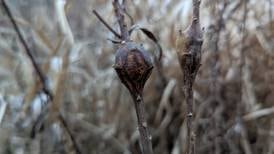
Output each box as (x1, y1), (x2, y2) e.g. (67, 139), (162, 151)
(92, 10), (122, 39)
(133, 95), (153, 154)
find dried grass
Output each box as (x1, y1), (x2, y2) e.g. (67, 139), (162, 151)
(0, 0), (273, 153)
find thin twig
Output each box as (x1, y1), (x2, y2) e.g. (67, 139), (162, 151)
(92, 10), (122, 39)
(192, 0), (201, 22)
(113, 0), (129, 40)
(59, 114), (82, 154)
(176, 0), (203, 154)
(1, 1), (81, 153)
(1, 0), (53, 100)
(133, 95), (153, 154)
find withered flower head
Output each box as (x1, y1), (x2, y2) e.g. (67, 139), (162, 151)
(113, 41), (153, 98)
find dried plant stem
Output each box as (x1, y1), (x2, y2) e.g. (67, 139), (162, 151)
(133, 95), (153, 154)
(1, 1), (81, 153)
(112, 0), (153, 153)
(176, 0), (203, 154)
(1, 0), (53, 100)
(58, 114), (82, 154)
(183, 65), (200, 154)
(113, 0), (129, 40)
(93, 1), (154, 153)
(192, 0), (200, 22)
(92, 10), (122, 39)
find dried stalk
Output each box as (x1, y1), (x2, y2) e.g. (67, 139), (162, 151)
(112, 0), (129, 41)
(133, 95), (153, 154)
(19, 34), (63, 120)
(93, 1), (154, 153)
(92, 10), (121, 39)
(113, 1), (153, 153)
(176, 0), (203, 154)
(1, 0), (53, 100)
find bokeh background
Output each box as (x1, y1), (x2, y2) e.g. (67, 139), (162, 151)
(0, 0), (273, 154)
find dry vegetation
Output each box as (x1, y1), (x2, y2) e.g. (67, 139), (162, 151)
(0, 0), (273, 154)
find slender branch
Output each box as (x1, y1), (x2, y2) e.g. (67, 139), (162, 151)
(59, 114), (82, 154)
(192, 0), (201, 23)
(1, 0), (53, 100)
(183, 62), (200, 154)
(1, 1), (81, 153)
(92, 10), (122, 39)
(176, 1), (203, 154)
(112, 0), (129, 41)
(134, 95), (153, 154)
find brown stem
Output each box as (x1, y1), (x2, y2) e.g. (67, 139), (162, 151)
(58, 114), (82, 154)
(183, 65), (199, 154)
(92, 10), (122, 39)
(111, 1), (153, 152)
(133, 94), (153, 154)
(185, 87), (194, 154)
(185, 2), (202, 154)
(113, 0), (129, 41)
(176, 1), (203, 154)
(192, 0), (201, 23)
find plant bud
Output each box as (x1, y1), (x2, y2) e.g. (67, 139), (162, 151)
(113, 42), (153, 98)
(176, 22), (203, 75)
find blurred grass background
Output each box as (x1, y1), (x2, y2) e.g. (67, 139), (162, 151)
(0, 0), (273, 154)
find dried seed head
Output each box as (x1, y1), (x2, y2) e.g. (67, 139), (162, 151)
(113, 42), (153, 98)
(176, 22), (203, 75)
